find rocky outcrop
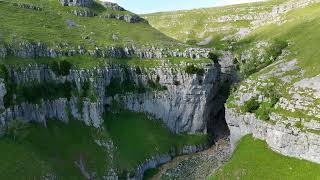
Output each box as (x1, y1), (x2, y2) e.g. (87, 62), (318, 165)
(1, 62), (220, 134)
(60, 0), (93, 7)
(12, 3), (43, 11)
(101, 2), (125, 11)
(218, 51), (238, 83)
(0, 97), (103, 129)
(1, 42), (211, 60)
(100, 13), (143, 23)
(226, 108), (320, 164)
(215, 0), (320, 27)
(72, 9), (97, 17)
(158, 137), (231, 180)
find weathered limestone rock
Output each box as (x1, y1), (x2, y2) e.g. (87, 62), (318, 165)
(0, 80), (6, 110)
(12, 3), (43, 11)
(1, 41), (211, 60)
(60, 0), (93, 7)
(226, 108), (320, 164)
(1, 63), (221, 134)
(101, 2), (125, 11)
(100, 13), (142, 23)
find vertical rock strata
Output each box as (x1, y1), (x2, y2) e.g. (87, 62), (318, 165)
(0, 63), (221, 134)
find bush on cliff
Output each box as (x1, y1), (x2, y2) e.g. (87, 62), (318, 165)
(50, 60), (73, 76)
(185, 65), (205, 76)
(208, 52), (219, 64)
(241, 97), (260, 113)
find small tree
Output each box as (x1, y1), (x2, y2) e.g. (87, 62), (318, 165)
(6, 118), (29, 141)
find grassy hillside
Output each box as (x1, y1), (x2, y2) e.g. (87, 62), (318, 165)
(0, 0), (180, 50)
(209, 135), (320, 180)
(143, 0), (288, 49)
(0, 119), (109, 179)
(226, 2), (320, 125)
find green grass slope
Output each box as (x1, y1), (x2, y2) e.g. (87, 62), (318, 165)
(209, 135), (320, 180)
(143, 0), (288, 49)
(0, 0), (179, 50)
(0, 119), (109, 179)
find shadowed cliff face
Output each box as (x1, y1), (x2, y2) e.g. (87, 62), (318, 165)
(208, 105), (229, 140)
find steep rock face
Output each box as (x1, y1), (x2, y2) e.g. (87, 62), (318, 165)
(1, 63), (221, 134)
(116, 66), (220, 133)
(226, 108), (320, 164)
(0, 97), (103, 129)
(60, 0), (93, 7)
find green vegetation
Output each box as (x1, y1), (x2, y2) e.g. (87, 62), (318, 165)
(210, 135), (320, 180)
(51, 60), (73, 76)
(106, 78), (145, 97)
(241, 97), (260, 113)
(208, 52), (219, 64)
(143, 0), (288, 49)
(105, 77), (167, 97)
(0, 56), (210, 70)
(239, 3), (320, 77)
(185, 65), (205, 76)
(5, 118), (29, 142)
(4, 80), (74, 107)
(0, 0), (179, 49)
(104, 111), (208, 172)
(143, 167), (160, 180)
(0, 119), (109, 179)
(236, 39), (288, 79)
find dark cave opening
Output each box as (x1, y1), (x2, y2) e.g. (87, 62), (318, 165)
(206, 80), (233, 143)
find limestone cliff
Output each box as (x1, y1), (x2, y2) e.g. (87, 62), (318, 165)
(0, 62), (221, 134)
(226, 108), (320, 164)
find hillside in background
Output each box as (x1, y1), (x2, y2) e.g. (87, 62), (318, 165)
(144, 0), (311, 49)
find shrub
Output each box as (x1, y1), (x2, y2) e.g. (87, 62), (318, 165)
(50, 60), (72, 76)
(295, 121), (304, 129)
(255, 107), (270, 121)
(15, 81), (73, 104)
(185, 65), (205, 76)
(81, 81), (97, 102)
(242, 97), (260, 113)
(267, 39), (288, 60)
(208, 52), (219, 64)
(148, 80), (167, 91)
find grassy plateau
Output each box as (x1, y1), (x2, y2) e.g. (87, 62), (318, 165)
(210, 135), (320, 180)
